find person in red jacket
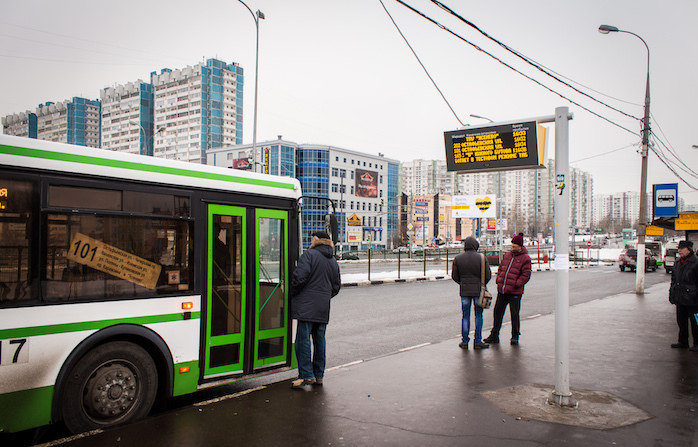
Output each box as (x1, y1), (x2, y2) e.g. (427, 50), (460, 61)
(483, 234), (532, 345)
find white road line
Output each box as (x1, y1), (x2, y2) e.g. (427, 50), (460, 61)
(327, 360), (364, 372)
(398, 342), (431, 352)
(194, 386), (267, 407)
(527, 314), (543, 319)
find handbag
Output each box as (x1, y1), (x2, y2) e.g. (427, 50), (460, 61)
(478, 253), (492, 309)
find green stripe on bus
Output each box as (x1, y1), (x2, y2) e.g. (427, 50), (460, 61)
(0, 144), (295, 190)
(0, 385), (53, 433)
(0, 311), (201, 339)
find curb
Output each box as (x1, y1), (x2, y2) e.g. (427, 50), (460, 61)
(342, 276), (451, 287)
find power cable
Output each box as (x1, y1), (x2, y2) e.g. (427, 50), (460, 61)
(570, 144), (636, 164)
(392, 0), (639, 136)
(430, 0), (642, 120)
(378, 0), (464, 127)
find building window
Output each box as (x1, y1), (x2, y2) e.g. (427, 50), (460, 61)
(350, 201), (354, 210)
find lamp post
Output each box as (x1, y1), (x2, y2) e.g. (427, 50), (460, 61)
(599, 24), (651, 294)
(129, 121), (146, 156)
(237, 1), (264, 173)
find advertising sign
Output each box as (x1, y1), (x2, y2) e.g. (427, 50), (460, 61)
(451, 195), (496, 218)
(444, 121), (546, 173)
(347, 228), (362, 242)
(415, 201), (430, 207)
(675, 214), (698, 230)
(653, 183), (678, 218)
(355, 169), (378, 198)
(231, 158), (252, 170)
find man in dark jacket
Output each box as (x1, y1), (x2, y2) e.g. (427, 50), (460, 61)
(669, 240), (698, 351)
(452, 236), (492, 349)
(484, 234), (532, 345)
(291, 231), (341, 388)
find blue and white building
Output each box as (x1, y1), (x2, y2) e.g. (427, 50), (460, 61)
(101, 81), (154, 155)
(151, 58), (244, 164)
(207, 137), (400, 250)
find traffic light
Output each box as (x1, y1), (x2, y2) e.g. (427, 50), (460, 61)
(380, 199), (384, 207)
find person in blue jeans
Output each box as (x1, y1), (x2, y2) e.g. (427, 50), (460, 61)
(451, 236), (491, 349)
(291, 231), (341, 388)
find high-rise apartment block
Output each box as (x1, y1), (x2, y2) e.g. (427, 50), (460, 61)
(3, 97), (101, 148)
(101, 81), (154, 155)
(151, 59), (244, 164)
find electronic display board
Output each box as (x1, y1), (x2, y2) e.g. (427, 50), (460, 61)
(444, 121), (546, 173)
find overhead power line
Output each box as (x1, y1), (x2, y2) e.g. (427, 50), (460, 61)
(391, 0), (639, 136)
(430, 0), (642, 121)
(378, 0), (464, 126)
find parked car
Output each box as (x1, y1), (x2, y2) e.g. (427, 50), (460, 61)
(340, 251), (359, 260)
(479, 249), (502, 266)
(663, 241), (679, 274)
(618, 248), (657, 272)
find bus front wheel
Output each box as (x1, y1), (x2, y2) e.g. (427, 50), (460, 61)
(60, 341), (158, 434)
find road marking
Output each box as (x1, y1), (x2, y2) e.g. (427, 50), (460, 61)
(194, 386), (267, 407)
(527, 314), (543, 319)
(327, 360), (364, 372)
(35, 430), (104, 447)
(398, 342), (431, 352)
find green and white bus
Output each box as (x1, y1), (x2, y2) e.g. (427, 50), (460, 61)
(0, 135), (307, 434)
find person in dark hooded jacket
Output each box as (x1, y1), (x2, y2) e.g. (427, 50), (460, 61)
(451, 236), (491, 349)
(291, 231), (341, 388)
(484, 233), (531, 345)
(669, 240), (698, 351)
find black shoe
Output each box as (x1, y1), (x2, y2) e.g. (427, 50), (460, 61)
(314, 378), (324, 386)
(474, 342), (490, 349)
(671, 343), (689, 349)
(483, 336), (499, 344)
(510, 339), (519, 345)
(459, 342), (468, 349)
(690, 346), (698, 352)
(291, 378), (315, 388)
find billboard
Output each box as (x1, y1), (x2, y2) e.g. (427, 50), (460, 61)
(451, 195), (497, 218)
(444, 121), (547, 173)
(355, 169), (378, 198)
(231, 158), (252, 170)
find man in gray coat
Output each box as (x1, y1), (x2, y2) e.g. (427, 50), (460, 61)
(451, 236), (491, 349)
(291, 231), (341, 388)
(669, 240), (698, 351)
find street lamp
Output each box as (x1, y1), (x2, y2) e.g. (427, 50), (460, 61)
(599, 24), (651, 294)
(237, 0), (265, 172)
(129, 121), (146, 156)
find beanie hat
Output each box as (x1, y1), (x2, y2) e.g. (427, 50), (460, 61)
(512, 234), (524, 246)
(678, 240), (693, 250)
(312, 231), (330, 240)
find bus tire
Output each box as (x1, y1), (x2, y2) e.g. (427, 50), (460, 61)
(60, 341), (158, 434)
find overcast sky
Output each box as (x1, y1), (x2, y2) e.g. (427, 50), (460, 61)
(2, 0), (697, 200)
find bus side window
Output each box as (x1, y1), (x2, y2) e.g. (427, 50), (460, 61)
(0, 178), (38, 304)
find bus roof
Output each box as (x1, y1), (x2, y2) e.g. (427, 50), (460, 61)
(0, 134), (301, 200)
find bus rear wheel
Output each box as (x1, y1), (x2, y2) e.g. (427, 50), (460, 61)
(60, 341), (158, 434)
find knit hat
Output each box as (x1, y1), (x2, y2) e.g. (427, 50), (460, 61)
(678, 240), (693, 250)
(511, 234), (524, 246)
(312, 231), (330, 240)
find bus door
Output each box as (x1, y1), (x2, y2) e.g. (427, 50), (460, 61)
(205, 205), (246, 377)
(253, 209), (289, 370)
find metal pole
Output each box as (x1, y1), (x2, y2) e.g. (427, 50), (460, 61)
(551, 106), (574, 406)
(636, 56), (651, 294)
(237, 1), (263, 172)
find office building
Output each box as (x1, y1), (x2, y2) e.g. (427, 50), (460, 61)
(207, 137), (400, 250)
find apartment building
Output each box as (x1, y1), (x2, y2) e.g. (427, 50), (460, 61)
(151, 58), (243, 164)
(101, 81), (154, 155)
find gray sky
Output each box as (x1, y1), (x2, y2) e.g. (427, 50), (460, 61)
(1, 0), (697, 200)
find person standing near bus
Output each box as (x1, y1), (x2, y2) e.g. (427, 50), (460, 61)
(484, 234), (532, 345)
(291, 231), (341, 388)
(669, 240), (698, 351)
(451, 236), (491, 349)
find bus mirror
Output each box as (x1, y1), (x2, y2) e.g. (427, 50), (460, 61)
(325, 214), (338, 245)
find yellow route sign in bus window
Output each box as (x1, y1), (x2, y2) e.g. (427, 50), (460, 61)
(67, 232), (162, 290)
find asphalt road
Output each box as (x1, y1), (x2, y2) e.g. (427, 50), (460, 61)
(7, 265), (671, 446)
(326, 264), (671, 367)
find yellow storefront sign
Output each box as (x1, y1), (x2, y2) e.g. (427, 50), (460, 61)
(646, 225), (664, 236)
(348, 213), (362, 226)
(675, 214), (698, 230)
(67, 232), (162, 289)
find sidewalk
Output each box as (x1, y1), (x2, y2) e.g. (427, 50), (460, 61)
(60, 282), (697, 447)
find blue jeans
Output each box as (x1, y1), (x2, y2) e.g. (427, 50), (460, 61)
(461, 296), (484, 344)
(295, 320), (327, 380)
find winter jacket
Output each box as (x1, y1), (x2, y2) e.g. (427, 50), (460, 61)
(291, 238), (341, 323)
(496, 245), (532, 295)
(669, 252), (698, 306)
(451, 236), (491, 297)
